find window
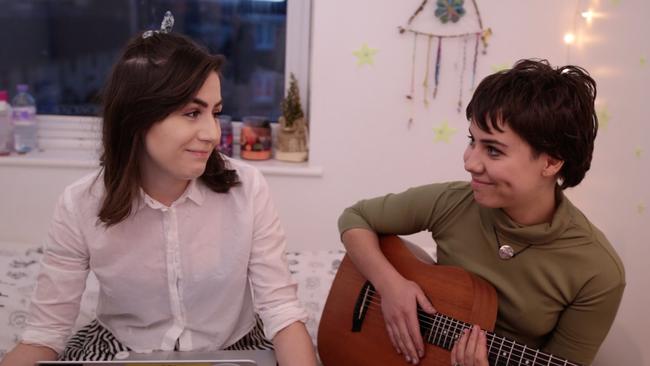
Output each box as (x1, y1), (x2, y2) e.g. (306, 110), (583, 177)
(0, 0), (311, 122)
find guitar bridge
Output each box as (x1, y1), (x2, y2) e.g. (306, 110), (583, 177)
(352, 281), (374, 332)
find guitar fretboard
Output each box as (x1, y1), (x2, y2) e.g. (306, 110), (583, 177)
(416, 310), (581, 366)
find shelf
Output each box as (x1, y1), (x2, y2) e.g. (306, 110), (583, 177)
(0, 150), (323, 177)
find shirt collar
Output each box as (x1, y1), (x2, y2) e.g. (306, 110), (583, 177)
(137, 179), (206, 211)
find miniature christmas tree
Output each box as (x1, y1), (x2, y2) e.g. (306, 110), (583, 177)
(281, 73), (304, 130)
(276, 73), (308, 162)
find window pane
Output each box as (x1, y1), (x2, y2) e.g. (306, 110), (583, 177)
(0, 0), (287, 121)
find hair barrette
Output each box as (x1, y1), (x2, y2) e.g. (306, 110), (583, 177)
(143, 11), (175, 39)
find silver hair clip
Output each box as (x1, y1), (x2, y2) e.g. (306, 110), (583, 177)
(143, 11), (175, 39)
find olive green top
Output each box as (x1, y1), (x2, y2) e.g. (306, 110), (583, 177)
(338, 182), (625, 365)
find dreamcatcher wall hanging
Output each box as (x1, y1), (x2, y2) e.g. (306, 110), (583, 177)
(399, 0), (492, 125)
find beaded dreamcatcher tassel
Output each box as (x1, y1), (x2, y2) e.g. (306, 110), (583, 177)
(433, 36), (442, 99)
(457, 36), (468, 113)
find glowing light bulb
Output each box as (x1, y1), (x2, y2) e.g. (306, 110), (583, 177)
(564, 33), (576, 44)
(581, 9), (594, 24)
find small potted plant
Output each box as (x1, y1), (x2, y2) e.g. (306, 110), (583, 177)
(275, 73), (308, 162)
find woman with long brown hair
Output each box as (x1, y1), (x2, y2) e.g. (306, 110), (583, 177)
(2, 20), (316, 366)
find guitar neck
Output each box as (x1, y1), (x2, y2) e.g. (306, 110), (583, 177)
(418, 310), (581, 366)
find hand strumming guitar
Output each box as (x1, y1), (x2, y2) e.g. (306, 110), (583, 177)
(376, 274), (436, 364)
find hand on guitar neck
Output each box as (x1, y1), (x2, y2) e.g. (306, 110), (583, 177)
(451, 324), (489, 366)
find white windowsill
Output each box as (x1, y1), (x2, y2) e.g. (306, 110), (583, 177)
(0, 150), (324, 178)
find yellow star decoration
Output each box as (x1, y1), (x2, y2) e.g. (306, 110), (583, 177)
(353, 44), (378, 66)
(433, 121), (457, 143)
(491, 63), (510, 72)
(597, 106), (610, 129)
(610, 0), (621, 5)
(638, 203), (646, 215)
(635, 147), (643, 158)
(641, 57), (647, 67)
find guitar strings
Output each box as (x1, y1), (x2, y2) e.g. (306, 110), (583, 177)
(361, 300), (528, 364)
(355, 304), (537, 366)
(357, 292), (579, 366)
(361, 299), (573, 366)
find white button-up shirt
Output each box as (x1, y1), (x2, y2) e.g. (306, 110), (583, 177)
(22, 157), (307, 353)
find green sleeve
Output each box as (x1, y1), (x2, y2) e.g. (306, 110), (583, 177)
(337, 181), (471, 237)
(543, 271), (625, 365)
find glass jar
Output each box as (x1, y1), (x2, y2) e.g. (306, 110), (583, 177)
(240, 116), (272, 160)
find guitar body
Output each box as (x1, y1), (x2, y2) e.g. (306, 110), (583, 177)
(317, 235), (498, 366)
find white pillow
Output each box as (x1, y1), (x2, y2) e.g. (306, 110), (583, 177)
(285, 249), (345, 345)
(0, 244), (98, 358)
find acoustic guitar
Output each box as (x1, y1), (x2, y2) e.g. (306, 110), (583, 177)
(317, 235), (581, 366)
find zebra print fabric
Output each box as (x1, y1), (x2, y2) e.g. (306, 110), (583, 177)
(60, 316), (273, 360)
(59, 320), (129, 361)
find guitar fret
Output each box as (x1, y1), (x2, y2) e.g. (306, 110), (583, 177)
(448, 317), (459, 348)
(433, 314), (442, 346)
(441, 315), (449, 349)
(445, 316), (454, 349)
(455, 318), (467, 340)
(439, 315), (448, 347)
(429, 314), (437, 346)
(443, 317), (451, 349)
(438, 316), (445, 348)
(532, 349), (538, 366)
(519, 344), (527, 366)
(488, 332), (495, 351)
(454, 319), (464, 344)
(458, 320), (467, 343)
(536, 350), (551, 366)
(447, 318), (458, 349)
(506, 338), (514, 365)
(439, 315), (446, 348)
(495, 336), (505, 364)
(425, 312), (435, 344)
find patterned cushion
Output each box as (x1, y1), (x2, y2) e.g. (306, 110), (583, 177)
(0, 243), (345, 357)
(285, 250), (345, 344)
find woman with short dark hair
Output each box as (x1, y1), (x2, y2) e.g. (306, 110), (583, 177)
(339, 59), (624, 366)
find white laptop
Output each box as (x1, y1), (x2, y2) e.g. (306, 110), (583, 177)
(36, 350), (277, 366)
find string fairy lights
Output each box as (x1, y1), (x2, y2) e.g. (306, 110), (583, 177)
(565, 0), (603, 61)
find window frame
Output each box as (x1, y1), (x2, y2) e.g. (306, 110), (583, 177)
(36, 0), (313, 152)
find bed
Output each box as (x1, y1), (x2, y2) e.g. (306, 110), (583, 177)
(0, 241), (345, 358)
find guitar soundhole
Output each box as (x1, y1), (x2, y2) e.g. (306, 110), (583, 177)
(351, 281), (374, 332)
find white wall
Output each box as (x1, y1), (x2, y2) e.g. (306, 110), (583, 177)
(293, 0), (648, 364)
(0, 1), (647, 364)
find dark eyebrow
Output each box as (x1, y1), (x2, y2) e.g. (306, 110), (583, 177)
(480, 138), (508, 147)
(468, 128), (508, 147)
(191, 98), (222, 109)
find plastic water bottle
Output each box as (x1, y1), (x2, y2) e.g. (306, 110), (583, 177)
(0, 90), (12, 155)
(12, 84), (38, 153)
